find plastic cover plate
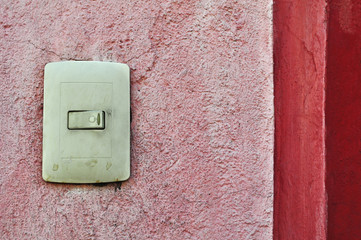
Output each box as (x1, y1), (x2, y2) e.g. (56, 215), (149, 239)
(42, 61), (130, 183)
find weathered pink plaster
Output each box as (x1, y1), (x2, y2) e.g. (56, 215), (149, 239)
(0, 1), (273, 239)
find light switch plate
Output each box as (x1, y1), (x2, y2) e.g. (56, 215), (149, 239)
(42, 61), (130, 183)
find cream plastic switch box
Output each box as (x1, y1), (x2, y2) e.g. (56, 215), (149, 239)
(42, 61), (130, 183)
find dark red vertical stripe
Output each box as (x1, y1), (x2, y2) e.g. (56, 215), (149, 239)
(326, 0), (361, 239)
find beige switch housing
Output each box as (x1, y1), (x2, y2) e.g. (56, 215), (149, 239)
(42, 61), (130, 183)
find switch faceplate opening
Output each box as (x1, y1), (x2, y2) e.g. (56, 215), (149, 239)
(67, 110), (105, 130)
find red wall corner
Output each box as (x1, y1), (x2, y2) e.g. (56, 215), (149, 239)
(274, 0), (328, 239)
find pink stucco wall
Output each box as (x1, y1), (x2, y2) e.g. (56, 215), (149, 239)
(0, 1), (273, 239)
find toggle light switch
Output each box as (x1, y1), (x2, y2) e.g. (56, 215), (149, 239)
(42, 61), (130, 184)
(68, 110), (105, 130)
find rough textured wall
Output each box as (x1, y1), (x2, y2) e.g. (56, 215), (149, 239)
(274, 0), (327, 239)
(0, 0), (273, 239)
(326, 0), (361, 239)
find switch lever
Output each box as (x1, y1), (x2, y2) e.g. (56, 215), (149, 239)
(68, 110), (105, 130)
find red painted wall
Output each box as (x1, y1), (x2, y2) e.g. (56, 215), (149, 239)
(274, 0), (327, 239)
(326, 0), (361, 239)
